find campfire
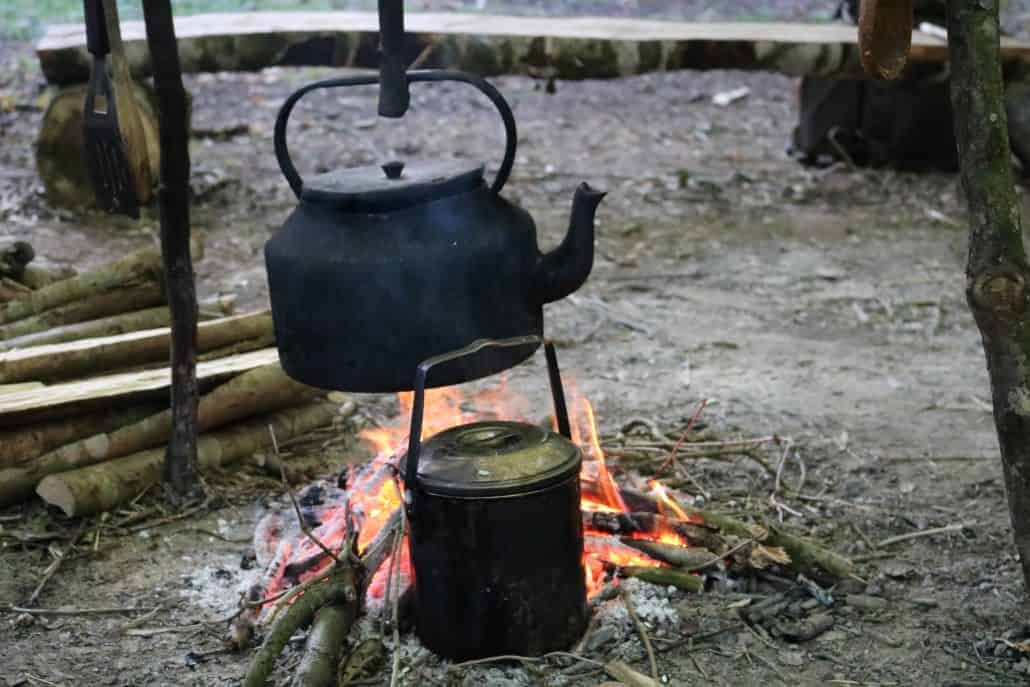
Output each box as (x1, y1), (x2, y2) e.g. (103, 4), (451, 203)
(239, 371), (856, 685)
(254, 378), (697, 608)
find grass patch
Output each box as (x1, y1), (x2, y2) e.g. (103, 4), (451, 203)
(0, 0), (380, 41)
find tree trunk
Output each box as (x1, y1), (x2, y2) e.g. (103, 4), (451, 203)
(142, 1), (199, 497)
(948, 0), (1030, 587)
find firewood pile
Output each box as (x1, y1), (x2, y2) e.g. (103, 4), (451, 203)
(0, 240), (349, 515)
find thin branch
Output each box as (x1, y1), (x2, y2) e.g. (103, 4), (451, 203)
(621, 586), (659, 682)
(654, 399), (709, 477)
(279, 462), (342, 567)
(877, 522), (972, 549)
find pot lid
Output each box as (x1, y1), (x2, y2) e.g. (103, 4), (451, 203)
(404, 420), (582, 498)
(301, 159), (484, 211)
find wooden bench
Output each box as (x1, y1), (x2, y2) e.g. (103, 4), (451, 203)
(33, 12), (1030, 209)
(36, 11), (1030, 86)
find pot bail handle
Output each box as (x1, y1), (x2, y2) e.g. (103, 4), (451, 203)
(403, 336), (572, 510)
(274, 70), (518, 199)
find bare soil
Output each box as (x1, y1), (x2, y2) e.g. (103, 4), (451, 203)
(2, 25), (1029, 687)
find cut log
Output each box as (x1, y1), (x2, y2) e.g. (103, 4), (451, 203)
(0, 307), (172, 351)
(0, 247), (163, 326)
(0, 281), (164, 341)
(36, 81), (159, 210)
(37, 400), (339, 516)
(17, 265), (78, 290)
(0, 363), (314, 506)
(0, 278), (32, 303)
(0, 293), (230, 351)
(0, 347), (279, 428)
(35, 13), (1030, 86)
(0, 311), (272, 384)
(0, 404), (162, 470)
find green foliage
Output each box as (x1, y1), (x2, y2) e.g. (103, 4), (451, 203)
(0, 0), (379, 41)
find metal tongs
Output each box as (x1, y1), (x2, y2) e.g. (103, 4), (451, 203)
(82, 0), (139, 217)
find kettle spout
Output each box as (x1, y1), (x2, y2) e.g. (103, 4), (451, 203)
(534, 182), (606, 304)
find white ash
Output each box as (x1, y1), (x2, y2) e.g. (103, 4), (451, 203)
(171, 518), (265, 615)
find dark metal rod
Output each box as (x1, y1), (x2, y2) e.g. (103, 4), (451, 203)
(377, 0), (409, 117)
(544, 341), (572, 439)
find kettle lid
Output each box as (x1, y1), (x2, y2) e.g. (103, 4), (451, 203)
(401, 420), (582, 498)
(301, 158), (484, 211)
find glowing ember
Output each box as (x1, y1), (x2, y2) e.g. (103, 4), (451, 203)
(256, 377), (701, 602)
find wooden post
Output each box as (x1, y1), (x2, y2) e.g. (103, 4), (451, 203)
(947, 0), (1030, 587)
(141, 1), (199, 496)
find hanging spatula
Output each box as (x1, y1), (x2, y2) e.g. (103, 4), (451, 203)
(82, 0), (139, 218)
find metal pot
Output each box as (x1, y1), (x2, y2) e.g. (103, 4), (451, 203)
(400, 337), (588, 660)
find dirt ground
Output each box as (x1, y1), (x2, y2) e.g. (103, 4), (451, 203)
(3, 19), (1030, 686)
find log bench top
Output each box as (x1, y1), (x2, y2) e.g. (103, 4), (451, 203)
(36, 11), (1030, 85)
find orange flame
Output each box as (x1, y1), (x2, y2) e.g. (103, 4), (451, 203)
(262, 376), (701, 601)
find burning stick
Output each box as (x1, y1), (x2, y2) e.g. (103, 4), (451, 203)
(244, 492), (402, 687)
(583, 511), (722, 551)
(619, 539), (726, 571)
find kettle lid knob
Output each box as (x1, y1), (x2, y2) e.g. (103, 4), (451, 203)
(382, 160), (405, 179)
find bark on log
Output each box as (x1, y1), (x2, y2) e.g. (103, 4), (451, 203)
(0, 247), (163, 325)
(0, 311), (272, 384)
(243, 565), (357, 687)
(0, 347), (279, 428)
(0, 307), (172, 351)
(37, 400), (338, 516)
(18, 265), (78, 290)
(947, 0), (1030, 589)
(0, 403), (161, 470)
(143, 0), (200, 497)
(0, 279), (31, 303)
(0, 293), (227, 351)
(0, 363), (315, 506)
(616, 566), (703, 593)
(0, 281), (164, 341)
(36, 80), (159, 210)
(35, 13), (1030, 86)
(291, 603), (355, 687)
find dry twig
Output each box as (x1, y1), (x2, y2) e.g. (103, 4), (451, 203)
(621, 586), (659, 682)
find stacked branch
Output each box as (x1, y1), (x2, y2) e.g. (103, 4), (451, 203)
(585, 496), (854, 587)
(37, 399), (343, 516)
(1, 362), (314, 506)
(0, 240), (211, 351)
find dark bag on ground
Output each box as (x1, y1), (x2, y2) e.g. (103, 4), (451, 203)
(790, 0), (957, 171)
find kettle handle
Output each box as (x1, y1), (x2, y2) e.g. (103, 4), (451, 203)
(403, 336), (572, 512)
(274, 70), (517, 199)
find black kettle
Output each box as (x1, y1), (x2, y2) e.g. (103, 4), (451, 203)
(265, 70), (605, 392)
